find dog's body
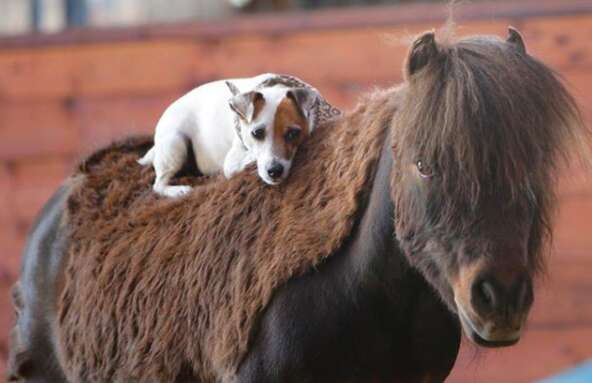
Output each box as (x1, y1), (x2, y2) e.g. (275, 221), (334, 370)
(139, 73), (323, 197)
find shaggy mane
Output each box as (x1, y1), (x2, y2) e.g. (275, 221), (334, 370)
(393, 31), (589, 275)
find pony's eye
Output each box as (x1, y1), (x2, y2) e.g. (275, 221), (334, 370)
(284, 127), (301, 142)
(251, 127), (266, 140)
(416, 160), (434, 178)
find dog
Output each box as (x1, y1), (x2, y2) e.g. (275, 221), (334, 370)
(138, 73), (324, 197)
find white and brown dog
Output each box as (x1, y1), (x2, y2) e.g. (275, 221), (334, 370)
(139, 73), (327, 197)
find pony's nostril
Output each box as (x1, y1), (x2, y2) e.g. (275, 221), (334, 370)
(472, 278), (497, 313)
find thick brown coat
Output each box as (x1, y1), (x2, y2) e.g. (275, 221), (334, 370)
(57, 91), (394, 382)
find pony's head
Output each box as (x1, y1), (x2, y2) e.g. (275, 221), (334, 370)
(391, 27), (587, 347)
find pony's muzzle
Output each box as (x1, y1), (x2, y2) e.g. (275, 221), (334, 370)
(471, 275), (533, 318)
(453, 260), (534, 347)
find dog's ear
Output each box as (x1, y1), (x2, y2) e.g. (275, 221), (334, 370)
(229, 91), (264, 122)
(405, 30), (439, 79)
(287, 87), (318, 121)
(225, 81), (241, 96)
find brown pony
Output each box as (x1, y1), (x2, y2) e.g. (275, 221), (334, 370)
(8, 28), (588, 383)
(391, 28), (586, 347)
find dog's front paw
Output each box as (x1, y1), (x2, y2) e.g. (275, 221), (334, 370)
(157, 185), (193, 198)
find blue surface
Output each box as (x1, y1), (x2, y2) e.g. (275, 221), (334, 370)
(538, 360), (592, 383)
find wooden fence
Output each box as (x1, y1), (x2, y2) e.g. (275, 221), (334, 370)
(1, 0), (591, 381)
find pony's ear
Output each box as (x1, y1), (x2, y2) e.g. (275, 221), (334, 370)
(229, 91), (264, 122)
(507, 27), (527, 54)
(405, 31), (439, 78)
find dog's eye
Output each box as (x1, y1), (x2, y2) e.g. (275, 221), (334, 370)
(416, 160), (434, 178)
(251, 127), (266, 140)
(284, 127), (301, 142)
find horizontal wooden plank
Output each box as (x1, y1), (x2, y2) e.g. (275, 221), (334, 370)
(187, 27), (411, 86)
(522, 15), (592, 72)
(192, 21), (447, 83)
(554, 197), (592, 256)
(10, 156), (72, 224)
(0, 100), (80, 159)
(75, 91), (181, 152)
(0, 41), (198, 100)
(189, 16), (588, 92)
(561, 70), (592, 121)
(530, 259), (592, 326)
(0, 18), (577, 101)
(0, 24), (426, 100)
(75, 42), (198, 97)
(0, 15), (590, 101)
(0, 224), (22, 276)
(0, 162), (13, 225)
(558, 171), (592, 200)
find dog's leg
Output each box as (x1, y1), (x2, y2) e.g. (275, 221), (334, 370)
(137, 146), (155, 166)
(223, 139), (253, 178)
(153, 133), (192, 197)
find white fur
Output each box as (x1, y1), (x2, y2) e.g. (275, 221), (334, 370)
(138, 73), (309, 197)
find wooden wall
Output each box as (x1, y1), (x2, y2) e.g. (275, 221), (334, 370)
(1, 0), (591, 381)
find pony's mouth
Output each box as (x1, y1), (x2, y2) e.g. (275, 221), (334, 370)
(457, 304), (521, 348)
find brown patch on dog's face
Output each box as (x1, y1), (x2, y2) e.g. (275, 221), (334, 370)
(272, 96), (309, 159)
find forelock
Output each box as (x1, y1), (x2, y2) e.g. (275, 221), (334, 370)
(394, 34), (586, 206)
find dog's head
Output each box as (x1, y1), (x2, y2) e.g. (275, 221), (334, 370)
(227, 82), (318, 185)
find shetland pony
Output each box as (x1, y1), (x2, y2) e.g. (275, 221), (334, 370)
(8, 28), (588, 383)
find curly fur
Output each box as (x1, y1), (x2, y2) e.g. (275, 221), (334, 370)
(57, 91), (394, 382)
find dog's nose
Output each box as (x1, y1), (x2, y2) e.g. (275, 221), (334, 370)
(267, 163), (284, 180)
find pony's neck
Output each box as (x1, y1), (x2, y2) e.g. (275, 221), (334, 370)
(347, 133), (406, 286)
